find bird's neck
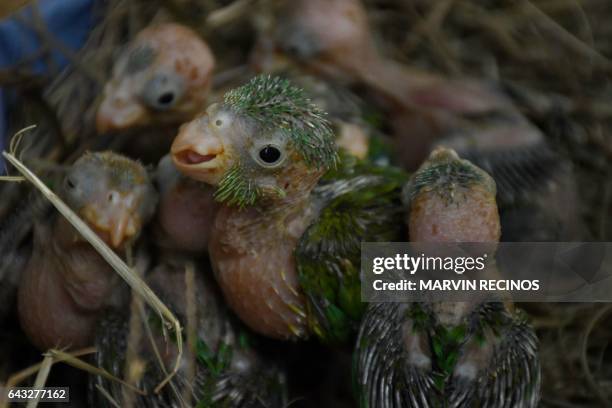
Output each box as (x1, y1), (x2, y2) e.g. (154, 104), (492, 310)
(208, 170), (321, 339)
(268, 160), (324, 201)
(52, 217), (123, 311)
(216, 177), (319, 250)
(213, 158), (326, 246)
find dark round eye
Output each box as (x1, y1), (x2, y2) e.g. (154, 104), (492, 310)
(215, 119), (223, 127)
(65, 178), (76, 189)
(259, 145), (282, 164)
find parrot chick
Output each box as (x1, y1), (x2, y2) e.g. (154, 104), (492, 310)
(96, 23), (215, 133)
(92, 258), (287, 407)
(355, 147), (541, 408)
(171, 75), (406, 342)
(18, 152), (157, 351)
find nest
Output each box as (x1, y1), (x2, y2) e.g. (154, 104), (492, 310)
(1, 0), (611, 407)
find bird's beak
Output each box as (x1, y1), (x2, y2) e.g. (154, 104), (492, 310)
(171, 115), (227, 185)
(82, 192), (141, 249)
(96, 84), (148, 133)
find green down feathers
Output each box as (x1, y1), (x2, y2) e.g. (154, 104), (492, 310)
(297, 153), (407, 342)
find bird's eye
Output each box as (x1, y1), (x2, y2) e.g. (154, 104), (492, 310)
(215, 119), (223, 127)
(259, 145), (282, 164)
(65, 178), (76, 189)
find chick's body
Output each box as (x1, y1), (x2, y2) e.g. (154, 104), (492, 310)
(19, 220), (122, 351)
(355, 148), (541, 408)
(18, 152), (157, 350)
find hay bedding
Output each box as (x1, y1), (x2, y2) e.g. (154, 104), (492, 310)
(0, 0), (611, 406)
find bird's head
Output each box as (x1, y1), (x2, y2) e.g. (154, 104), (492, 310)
(96, 23), (215, 133)
(271, 0), (375, 80)
(405, 147), (500, 243)
(171, 75), (337, 208)
(62, 152), (157, 249)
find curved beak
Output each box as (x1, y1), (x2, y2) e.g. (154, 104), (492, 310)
(171, 116), (226, 184)
(96, 84), (148, 133)
(82, 192), (141, 249)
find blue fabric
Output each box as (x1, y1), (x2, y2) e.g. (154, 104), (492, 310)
(0, 0), (95, 172)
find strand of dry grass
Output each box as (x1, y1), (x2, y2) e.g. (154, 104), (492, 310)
(0, 176), (25, 182)
(48, 350), (145, 394)
(205, 0), (254, 29)
(523, 0), (612, 70)
(94, 384), (122, 408)
(24, 353), (54, 408)
(138, 303), (187, 405)
(182, 262), (197, 407)
(121, 248), (146, 408)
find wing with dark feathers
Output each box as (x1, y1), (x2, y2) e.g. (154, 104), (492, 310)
(296, 156), (407, 343)
(449, 309), (541, 408)
(355, 301), (540, 408)
(355, 302), (440, 408)
(90, 311), (170, 408)
(435, 106), (565, 207)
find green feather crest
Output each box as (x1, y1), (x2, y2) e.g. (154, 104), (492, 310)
(408, 160), (486, 199)
(404, 149), (496, 205)
(224, 75), (338, 169)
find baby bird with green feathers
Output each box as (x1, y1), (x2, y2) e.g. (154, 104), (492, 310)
(355, 148), (540, 408)
(171, 75), (406, 343)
